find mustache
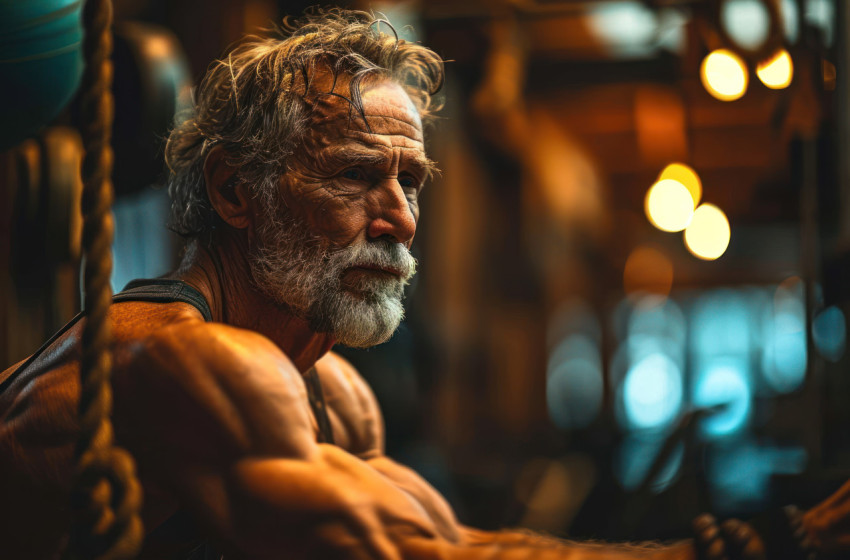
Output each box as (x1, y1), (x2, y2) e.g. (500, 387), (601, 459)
(331, 240), (418, 281)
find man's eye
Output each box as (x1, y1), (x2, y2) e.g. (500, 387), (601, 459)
(341, 168), (365, 181)
(399, 176), (418, 189)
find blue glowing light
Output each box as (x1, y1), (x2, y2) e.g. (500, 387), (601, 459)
(805, 0), (835, 47)
(547, 358), (604, 430)
(721, 0), (770, 50)
(813, 306), (846, 363)
(762, 302), (807, 393)
(690, 291), (751, 357)
(621, 352), (683, 430)
(549, 334), (600, 372)
(547, 334), (604, 430)
(586, 1), (659, 58)
(763, 329), (807, 393)
(611, 334), (683, 388)
(706, 442), (808, 513)
(112, 189), (173, 293)
(655, 9), (687, 54)
(781, 0), (799, 43)
(693, 361), (751, 437)
(707, 442), (769, 511)
(628, 297), (686, 347)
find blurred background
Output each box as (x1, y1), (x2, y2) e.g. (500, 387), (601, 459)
(2, 0), (849, 544)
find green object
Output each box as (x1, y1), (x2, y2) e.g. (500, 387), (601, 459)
(0, 0), (85, 150)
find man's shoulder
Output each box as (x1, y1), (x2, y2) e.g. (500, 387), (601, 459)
(126, 319), (297, 385)
(118, 321), (314, 459)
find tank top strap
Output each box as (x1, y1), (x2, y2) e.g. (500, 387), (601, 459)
(115, 278), (213, 322)
(1, 279), (212, 393)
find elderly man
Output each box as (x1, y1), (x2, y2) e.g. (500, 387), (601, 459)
(1, 8), (848, 560)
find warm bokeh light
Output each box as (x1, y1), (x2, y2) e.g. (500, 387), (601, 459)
(823, 59), (836, 91)
(142, 35), (174, 59)
(623, 245), (673, 297)
(658, 163), (701, 206)
(756, 49), (793, 89)
(701, 49), (748, 101)
(684, 204), (731, 260)
(645, 179), (695, 232)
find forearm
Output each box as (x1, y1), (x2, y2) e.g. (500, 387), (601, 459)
(449, 527), (697, 560)
(220, 450), (440, 559)
(208, 454), (696, 560)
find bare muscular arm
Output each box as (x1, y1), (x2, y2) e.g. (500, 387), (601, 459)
(116, 322), (695, 560)
(315, 352), (695, 560)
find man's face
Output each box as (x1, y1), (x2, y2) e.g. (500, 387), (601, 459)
(249, 78), (430, 348)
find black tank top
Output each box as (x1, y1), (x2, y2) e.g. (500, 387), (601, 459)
(1, 278), (336, 559)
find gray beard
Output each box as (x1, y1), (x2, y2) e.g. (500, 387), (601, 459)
(249, 202), (417, 348)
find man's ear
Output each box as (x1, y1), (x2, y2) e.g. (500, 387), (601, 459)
(204, 146), (251, 229)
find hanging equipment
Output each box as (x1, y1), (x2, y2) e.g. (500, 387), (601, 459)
(65, 0), (144, 558)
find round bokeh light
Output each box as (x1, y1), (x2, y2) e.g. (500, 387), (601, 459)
(701, 49), (749, 101)
(645, 179), (695, 232)
(658, 163), (702, 207)
(622, 352), (683, 430)
(757, 49), (793, 89)
(684, 204), (731, 260)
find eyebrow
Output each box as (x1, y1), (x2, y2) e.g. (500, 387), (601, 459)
(327, 144), (439, 180)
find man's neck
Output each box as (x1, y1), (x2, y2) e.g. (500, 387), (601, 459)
(173, 234), (336, 373)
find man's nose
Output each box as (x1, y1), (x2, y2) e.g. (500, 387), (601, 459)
(367, 179), (417, 244)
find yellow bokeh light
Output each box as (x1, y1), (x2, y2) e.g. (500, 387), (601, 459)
(645, 179), (695, 232)
(658, 163), (701, 207)
(701, 49), (748, 101)
(684, 204), (730, 260)
(756, 49), (793, 89)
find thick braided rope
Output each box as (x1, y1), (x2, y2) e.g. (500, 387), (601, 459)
(66, 0), (143, 558)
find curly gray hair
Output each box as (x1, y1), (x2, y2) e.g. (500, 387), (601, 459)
(165, 7), (444, 239)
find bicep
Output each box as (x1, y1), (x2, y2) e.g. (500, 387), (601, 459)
(221, 446), (441, 558)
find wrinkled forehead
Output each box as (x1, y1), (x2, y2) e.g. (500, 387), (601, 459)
(303, 71), (424, 142)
